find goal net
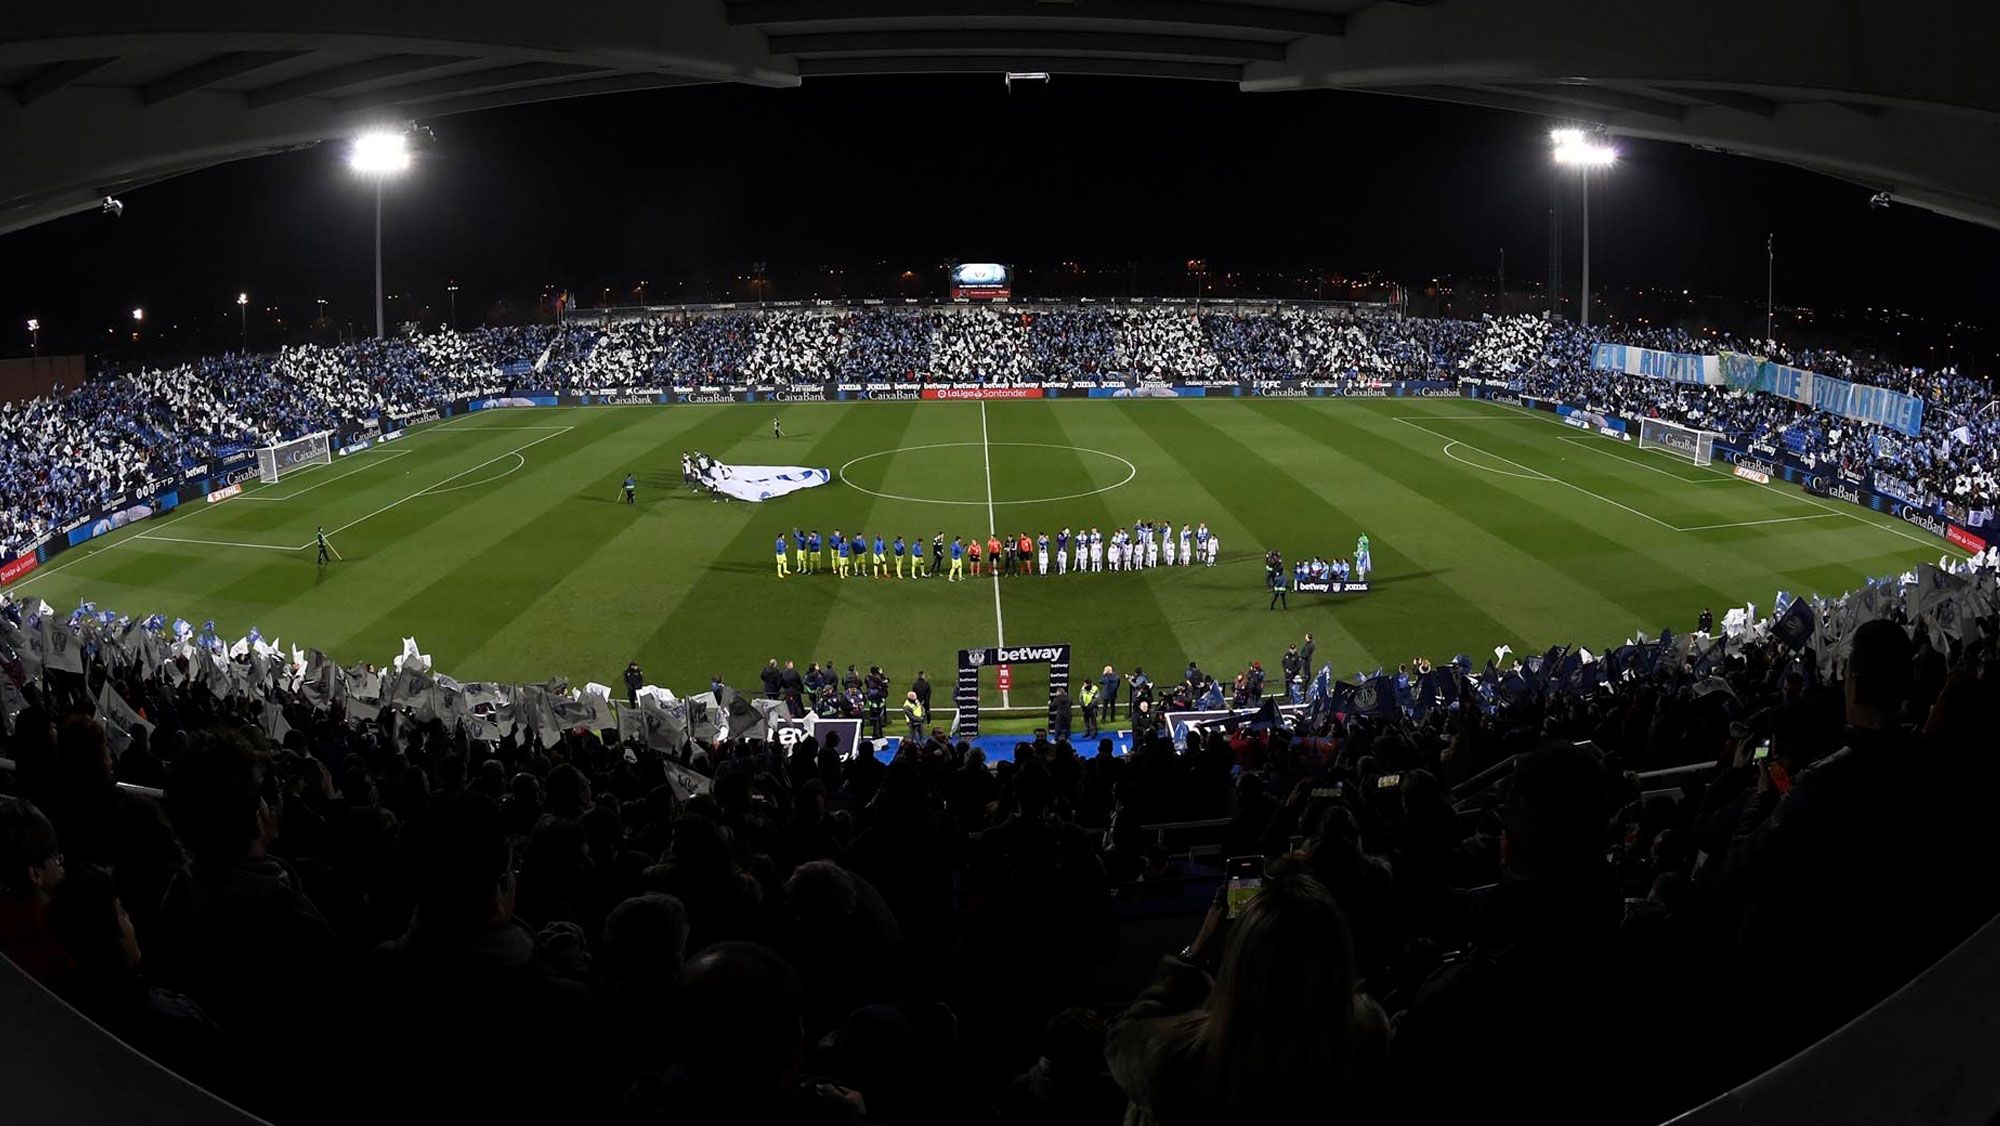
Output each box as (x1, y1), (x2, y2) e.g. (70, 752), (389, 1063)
(1637, 419), (1721, 467)
(257, 432), (333, 484)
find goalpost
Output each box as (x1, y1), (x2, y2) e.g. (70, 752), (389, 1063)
(256, 431), (333, 485)
(1636, 419), (1722, 467)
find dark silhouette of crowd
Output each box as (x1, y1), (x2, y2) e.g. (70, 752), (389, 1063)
(5, 575), (1997, 1124)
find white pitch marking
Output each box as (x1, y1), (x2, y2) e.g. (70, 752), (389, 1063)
(137, 533), (299, 552)
(412, 452), (526, 496)
(306, 427), (573, 546)
(240, 449), (412, 501)
(1553, 434), (1729, 483)
(1675, 513), (1841, 532)
(837, 442), (1137, 506)
(980, 401), (1009, 708)
(1441, 440), (1553, 481)
(1460, 396), (1971, 556)
(1398, 416), (1679, 530)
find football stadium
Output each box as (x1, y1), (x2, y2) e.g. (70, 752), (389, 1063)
(3, 5), (1999, 1126)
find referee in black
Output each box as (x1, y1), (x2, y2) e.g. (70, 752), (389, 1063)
(1268, 565), (1288, 610)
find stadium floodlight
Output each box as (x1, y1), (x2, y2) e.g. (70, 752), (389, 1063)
(1552, 138), (1617, 166)
(237, 291), (249, 337)
(348, 129), (413, 340)
(131, 307), (144, 322)
(1551, 127), (1616, 327)
(25, 318), (37, 331)
(347, 130), (411, 175)
(26, 317), (38, 354)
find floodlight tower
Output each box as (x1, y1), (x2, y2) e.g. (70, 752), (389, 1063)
(348, 130), (412, 339)
(1551, 128), (1617, 327)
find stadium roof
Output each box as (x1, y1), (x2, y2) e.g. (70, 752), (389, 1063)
(5, 1), (1998, 234)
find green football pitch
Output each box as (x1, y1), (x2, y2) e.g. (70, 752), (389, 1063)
(11, 397), (1952, 708)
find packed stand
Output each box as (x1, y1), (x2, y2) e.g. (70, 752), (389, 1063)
(6, 306), (1998, 563)
(4, 558), (1998, 1125)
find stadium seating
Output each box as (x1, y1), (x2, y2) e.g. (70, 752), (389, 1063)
(3, 303), (1999, 1124)
(3, 549), (1999, 1124)
(4, 306), (1994, 563)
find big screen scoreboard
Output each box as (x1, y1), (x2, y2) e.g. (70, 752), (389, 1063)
(950, 262), (1012, 301)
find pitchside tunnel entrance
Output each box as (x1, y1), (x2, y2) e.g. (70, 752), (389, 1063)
(955, 643), (1071, 737)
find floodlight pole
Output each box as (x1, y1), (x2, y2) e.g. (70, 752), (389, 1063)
(1580, 172), (1592, 328)
(374, 178), (384, 340)
(1765, 232), (1774, 344)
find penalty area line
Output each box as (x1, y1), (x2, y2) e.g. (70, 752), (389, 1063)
(301, 427), (574, 548)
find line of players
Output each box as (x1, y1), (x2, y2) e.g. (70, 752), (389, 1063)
(774, 522), (1220, 579)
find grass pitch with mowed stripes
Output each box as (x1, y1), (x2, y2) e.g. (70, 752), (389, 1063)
(15, 397), (1950, 707)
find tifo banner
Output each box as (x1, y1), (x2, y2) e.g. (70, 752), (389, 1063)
(708, 465), (831, 503)
(469, 395), (559, 410)
(1710, 351), (1924, 437)
(921, 387), (1044, 401)
(69, 498), (164, 547)
(1811, 375), (1925, 436)
(1591, 343), (1721, 386)
(1086, 384), (1205, 398)
(1557, 404), (1626, 434)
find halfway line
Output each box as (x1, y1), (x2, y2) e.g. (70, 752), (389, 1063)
(980, 401), (1008, 707)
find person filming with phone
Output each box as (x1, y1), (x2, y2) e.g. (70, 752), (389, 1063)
(1720, 618), (1992, 1065)
(1106, 871), (1386, 1126)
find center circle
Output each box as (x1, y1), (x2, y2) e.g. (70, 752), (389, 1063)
(838, 442), (1137, 506)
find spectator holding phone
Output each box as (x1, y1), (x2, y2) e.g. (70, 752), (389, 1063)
(1106, 873), (1385, 1125)
(1721, 618), (1996, 1064)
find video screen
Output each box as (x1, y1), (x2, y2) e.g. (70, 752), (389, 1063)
(950, 262), (1012, 300)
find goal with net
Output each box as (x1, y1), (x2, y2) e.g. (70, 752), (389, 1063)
(1636, 419), (1721, 467)
(256, 432), (333, 485)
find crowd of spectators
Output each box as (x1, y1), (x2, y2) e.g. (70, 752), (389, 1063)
(4, 560), (1997, 1123)
(4, 305), (1995, 563)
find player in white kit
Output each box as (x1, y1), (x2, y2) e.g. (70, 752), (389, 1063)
(1163, 527), (1177, 567)
(1180, 523), (1193, 567)
(1089, 528), (1104, 572)
(1146, 521), (1162, 568)
(1036, 533), (1049, 574)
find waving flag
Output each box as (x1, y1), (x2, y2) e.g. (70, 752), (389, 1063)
(1772, 596), (1817, 649)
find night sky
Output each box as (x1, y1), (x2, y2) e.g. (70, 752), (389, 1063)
(5, 75), (1999, 357)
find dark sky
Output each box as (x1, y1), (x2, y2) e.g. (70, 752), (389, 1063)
(6, 75), (2000, 355)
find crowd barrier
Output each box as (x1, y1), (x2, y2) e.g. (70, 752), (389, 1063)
(1459, 384), (1988, 555)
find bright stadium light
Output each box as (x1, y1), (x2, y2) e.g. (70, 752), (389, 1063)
(348, 128), (415, 339)
(347, 130), (411, 174)
(1553, 139), (1618, 166)
(131, 307), (144, 322)
(1550, 127), (1617, 326)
